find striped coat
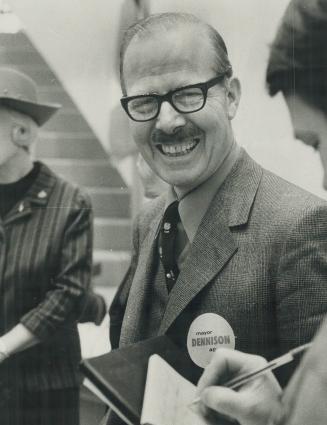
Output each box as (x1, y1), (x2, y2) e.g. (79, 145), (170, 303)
(0, 162), (92, 392)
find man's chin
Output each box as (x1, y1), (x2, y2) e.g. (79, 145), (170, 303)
(158, 174), (191, 189)
(163, 176), (201, 196)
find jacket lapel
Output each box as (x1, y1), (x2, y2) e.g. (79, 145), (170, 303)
(119, 212), (162, 346)
(159, 150), (263, 334)
(159, 207), (237, 334)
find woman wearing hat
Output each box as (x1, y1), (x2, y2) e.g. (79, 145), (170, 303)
(0, 67), (102, 425)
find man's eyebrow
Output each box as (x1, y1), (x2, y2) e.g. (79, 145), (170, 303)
(134, 83), (189, 97)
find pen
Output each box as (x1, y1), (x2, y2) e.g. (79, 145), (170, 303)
(190, 342), (312, 407)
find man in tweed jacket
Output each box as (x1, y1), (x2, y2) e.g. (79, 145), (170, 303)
(0, 68), (100, 425)
(193, 1), (327, 424)
(109, 11), (327, 408)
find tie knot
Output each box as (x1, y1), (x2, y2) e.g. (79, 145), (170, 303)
(162, 201), (180, 232)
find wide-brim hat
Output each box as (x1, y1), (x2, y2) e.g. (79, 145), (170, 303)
(0, 67), (61, 126)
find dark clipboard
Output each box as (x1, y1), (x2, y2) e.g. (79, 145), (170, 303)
(80, 335), (199, 425)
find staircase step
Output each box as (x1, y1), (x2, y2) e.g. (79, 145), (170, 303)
(86, 187), (130, 218)
(37, 132), (107, 160)
(94, 218), (131, 251)
(44, 159), (126, 188)
(93, 250), (130, 288)
(42, 109), (92, 132)
(0, 32), (35, 51)
(0, 48), (49, 67)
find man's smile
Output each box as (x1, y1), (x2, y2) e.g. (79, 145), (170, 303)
(156, 136), (200, 157)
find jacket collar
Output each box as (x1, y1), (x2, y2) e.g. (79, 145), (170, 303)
(4, 161), (57, 225)
(222, 148), (263, 227)
(27, 162), (56, 202)
(159, 149), (263, 334)
(163, 142), (241, 244)
(152, 148), (262, 233)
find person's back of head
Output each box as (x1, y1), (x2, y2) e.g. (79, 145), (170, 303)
(266, 0), (327, 115)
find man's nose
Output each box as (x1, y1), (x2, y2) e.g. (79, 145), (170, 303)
(155, 101), (186, 134)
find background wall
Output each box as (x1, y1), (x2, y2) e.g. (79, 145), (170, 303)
(8, 0), (326, 198)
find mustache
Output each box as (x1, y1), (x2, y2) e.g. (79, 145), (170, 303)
(151, 126), (202, 145)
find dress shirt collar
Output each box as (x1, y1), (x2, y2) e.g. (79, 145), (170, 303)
(165, 141), (241, 243)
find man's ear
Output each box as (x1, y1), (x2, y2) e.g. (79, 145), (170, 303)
(226, 77), (241, 120)
(11, 124), (32, 148)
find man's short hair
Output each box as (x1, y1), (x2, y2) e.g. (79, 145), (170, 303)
(119, 12), (233, 95)
(266, 0), (327, 114)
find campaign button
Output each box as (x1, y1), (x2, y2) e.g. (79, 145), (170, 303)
(187, 313), (235, 368)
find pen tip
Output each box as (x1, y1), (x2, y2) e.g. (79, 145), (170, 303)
(291, 342), (312, 356)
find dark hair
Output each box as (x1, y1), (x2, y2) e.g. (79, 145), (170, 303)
(266, 0), (327, 113)
(119, 12), (233, 95)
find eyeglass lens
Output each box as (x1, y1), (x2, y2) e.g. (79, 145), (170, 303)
(128, 86), (205, 120)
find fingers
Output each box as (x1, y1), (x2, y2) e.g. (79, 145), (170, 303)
(196, 349), (282, 425)
(201, 385), (245, 421)
(201, 383), (280, 425)
(197, 348), (267, 394)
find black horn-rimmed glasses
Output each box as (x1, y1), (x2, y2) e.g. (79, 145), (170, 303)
(120, 73), (228, 122)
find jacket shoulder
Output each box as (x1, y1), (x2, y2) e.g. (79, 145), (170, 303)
(39, 161), (92, 209)
(259, 168), (327, 211)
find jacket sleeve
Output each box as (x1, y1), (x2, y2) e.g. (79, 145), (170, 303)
(20, 189), (93, 340)
(78, 290), (107, 325)
(275, 204), (327, 384)
(277, 318), (327, 425)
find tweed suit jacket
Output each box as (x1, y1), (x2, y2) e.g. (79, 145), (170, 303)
(109, 150), (327, 385)
(0, 162), (92, 392)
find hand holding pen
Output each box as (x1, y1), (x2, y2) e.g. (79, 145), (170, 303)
(194, 344), (311, 425)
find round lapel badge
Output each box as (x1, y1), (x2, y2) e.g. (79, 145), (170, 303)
(187, 313), (235, 368)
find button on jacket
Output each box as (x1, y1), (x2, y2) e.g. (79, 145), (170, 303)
(0, 162), (93, 392)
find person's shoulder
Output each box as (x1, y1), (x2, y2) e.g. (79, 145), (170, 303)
(228, 151), (327, 224)
(259, 167), (327, 211)
(38, 161), (92, 209)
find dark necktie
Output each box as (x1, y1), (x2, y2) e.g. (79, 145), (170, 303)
(159, 201), (181, 292)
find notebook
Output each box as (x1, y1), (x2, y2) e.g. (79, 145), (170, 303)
(80, 336), (202, 425)
(141, 354), (210, 425)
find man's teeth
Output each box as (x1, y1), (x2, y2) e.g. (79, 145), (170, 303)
(160, 138), (199, 156)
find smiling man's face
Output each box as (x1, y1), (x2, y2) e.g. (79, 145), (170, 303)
(123, 25), (240, 195)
